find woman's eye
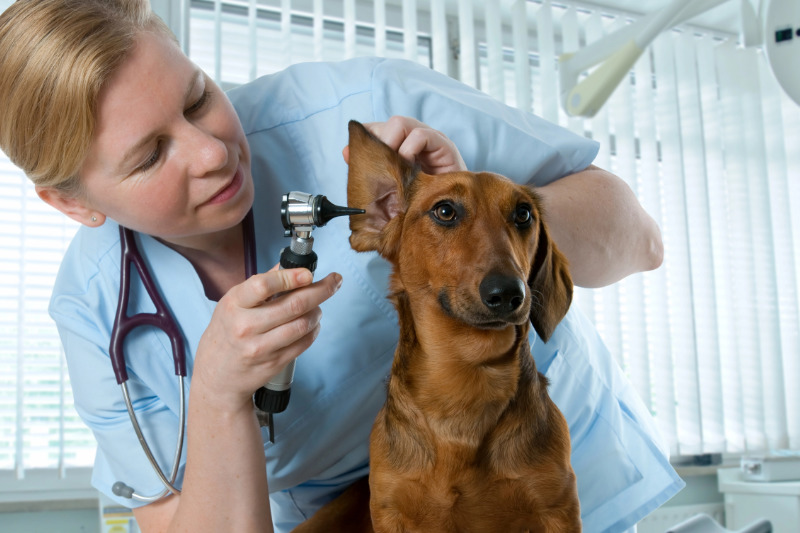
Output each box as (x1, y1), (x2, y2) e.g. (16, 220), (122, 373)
(185, 89), (211, 116)
(515, 205), (533, 228)
(433, 203), (457, 222)
(138, 143), (162, 173)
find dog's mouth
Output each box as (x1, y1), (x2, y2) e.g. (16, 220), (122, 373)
(473, 319), (516, 330)
(437, 290), (529, 330)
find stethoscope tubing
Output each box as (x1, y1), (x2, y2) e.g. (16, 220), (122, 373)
(111, 227), (187, 385)
(112, 226), (188, 502)
(119, 376), (185, 501)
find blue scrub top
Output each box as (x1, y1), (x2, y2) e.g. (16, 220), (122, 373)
(50, 57), (683, 533)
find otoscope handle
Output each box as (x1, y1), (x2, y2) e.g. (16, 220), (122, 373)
(253, 246), (317, 418)
(279, 247), (318, 272)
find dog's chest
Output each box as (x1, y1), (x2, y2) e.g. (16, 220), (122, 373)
(370, 415), (546, 527)
(380, 468), (542, 532)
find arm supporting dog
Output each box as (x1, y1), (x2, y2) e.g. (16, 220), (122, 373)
(536, 166), (663, 288)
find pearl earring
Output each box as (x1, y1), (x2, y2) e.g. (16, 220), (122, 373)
(91, 216), (97, 222)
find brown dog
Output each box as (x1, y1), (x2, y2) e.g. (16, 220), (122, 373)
(293, 121), (580, 532)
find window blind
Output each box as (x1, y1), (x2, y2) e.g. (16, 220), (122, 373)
(0, 153), (87, 474)
(1, 0), (799, 487)
(188, 0), (432, 85)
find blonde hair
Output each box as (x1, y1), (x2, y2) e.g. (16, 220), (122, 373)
(0, 0), (175, 193)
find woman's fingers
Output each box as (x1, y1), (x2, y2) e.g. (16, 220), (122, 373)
(258, 310), (323, 372)
(196, 270), (342, 401)
(226, 270), (341, 339)
(343, 116), (466, 174)
(362, 116), (422, 153)
(394, 126), (466, 173)
(235, 268), (314, 308)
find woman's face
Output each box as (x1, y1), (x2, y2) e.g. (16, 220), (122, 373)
(74, 30), (253, 248)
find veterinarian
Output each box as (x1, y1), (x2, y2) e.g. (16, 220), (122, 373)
(0, 1), (683, 532)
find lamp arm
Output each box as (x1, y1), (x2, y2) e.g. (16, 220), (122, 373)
(559, 0), (732, 117)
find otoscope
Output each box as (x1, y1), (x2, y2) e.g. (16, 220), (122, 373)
(253, 191), (364, 443)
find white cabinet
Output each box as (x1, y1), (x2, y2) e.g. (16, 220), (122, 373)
(718, 467), (800, 532)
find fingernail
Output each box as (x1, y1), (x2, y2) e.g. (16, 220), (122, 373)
(297, 269), (313, 285)
(333, 273), (343, 291)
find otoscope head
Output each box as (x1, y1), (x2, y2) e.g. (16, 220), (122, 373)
(280, 191), (364, 235)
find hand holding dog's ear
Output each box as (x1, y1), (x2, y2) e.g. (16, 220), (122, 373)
(345, 118), (465, 258)
(343, 116), (466, 174)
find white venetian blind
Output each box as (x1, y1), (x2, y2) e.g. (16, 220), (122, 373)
(0, 152), (90, 474)
(548, 5), (800, 455)
(186, 0), (432, 85)
(2, 0), (799, 486)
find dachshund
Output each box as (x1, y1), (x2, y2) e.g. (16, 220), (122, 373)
(292, 120), (580, 532)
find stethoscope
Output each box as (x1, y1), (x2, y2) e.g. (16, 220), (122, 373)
(110, 210), (258, 503)
(105, 193), (358, 502)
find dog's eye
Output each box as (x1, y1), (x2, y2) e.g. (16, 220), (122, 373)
(514, 205), (533, 228)
(432, 202), (458, 224)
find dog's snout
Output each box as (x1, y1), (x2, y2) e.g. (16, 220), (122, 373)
(479, 274), (526, 315)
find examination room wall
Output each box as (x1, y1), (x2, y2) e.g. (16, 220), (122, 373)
(1, 1), (799, 532)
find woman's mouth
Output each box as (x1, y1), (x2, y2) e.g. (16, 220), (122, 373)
(202, 165), (244, 206)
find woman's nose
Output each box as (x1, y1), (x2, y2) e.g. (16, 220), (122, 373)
(186, 125), (228, 176)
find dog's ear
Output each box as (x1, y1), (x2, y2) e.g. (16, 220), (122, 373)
(528, 207), (573, 342)
(346, 120), (417, 260)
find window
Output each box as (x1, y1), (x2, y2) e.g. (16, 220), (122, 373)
(0, 153), (85, 473)
(188, 0), (432, 87)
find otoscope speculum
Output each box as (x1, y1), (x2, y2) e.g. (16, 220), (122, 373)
(280, 191), (365, 237)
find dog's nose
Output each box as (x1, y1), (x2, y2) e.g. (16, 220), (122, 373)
(479, 274), (526, 315)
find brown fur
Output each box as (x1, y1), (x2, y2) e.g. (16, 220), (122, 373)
(293, 121), (580, 532)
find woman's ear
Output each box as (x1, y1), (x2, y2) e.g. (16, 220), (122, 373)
(35, 185), (106, 227)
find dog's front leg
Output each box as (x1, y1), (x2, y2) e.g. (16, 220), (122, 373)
(370, 507), (413, 533)
(291, 477), (373, 532)
(369, 481), (416, 533)
(369, 474), (426, 533)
